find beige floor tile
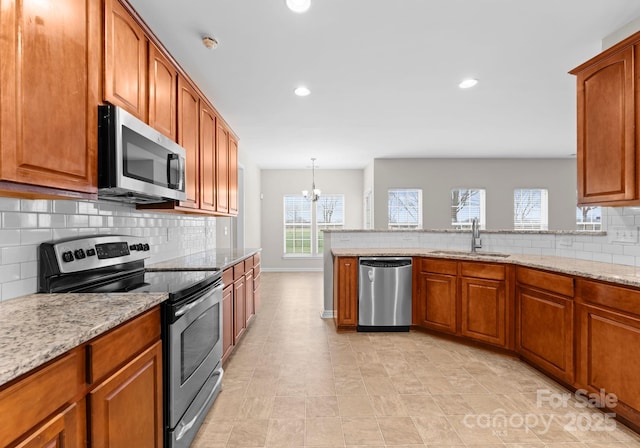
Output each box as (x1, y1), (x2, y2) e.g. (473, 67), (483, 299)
(238, 396), (275, 419)
(226, 419), (269, 447)
(341, 417), (384, 445)
(265, 418), (305, 447)
(390, 373), (427, 395)
(305, 378), (336, 396)
(432, 393), (475, 415)
(333, 364), (365, 380)
(370, 394), (408, 416)
(359, 362), (389, 378)
(306, 396), (340, 417)
(271, 396), (306, 419)
(377, 416), (424, 445)
(305, 417), (344, 446)
(276, 378), (306, 396)
(337, 395), (376, 417)
(245, 377), (278, 397)
(411, 415), (464, 445)
(399, 394), (445, 417)
(363, 376), (396, 395)
(335, 377), (368, 395)
(191, 418), (233, 447)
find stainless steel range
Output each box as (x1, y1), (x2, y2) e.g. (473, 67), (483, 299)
(38, 235), (223, 448)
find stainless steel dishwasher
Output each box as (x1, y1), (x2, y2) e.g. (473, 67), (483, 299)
(358, 257), (412, 331)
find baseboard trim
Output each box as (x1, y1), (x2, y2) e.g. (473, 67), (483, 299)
(320, 310), (334, 319)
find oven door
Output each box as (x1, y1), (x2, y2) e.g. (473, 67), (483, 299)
(167, 282), (223, 429)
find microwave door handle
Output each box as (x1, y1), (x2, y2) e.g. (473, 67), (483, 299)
(167, 153), (181, 190)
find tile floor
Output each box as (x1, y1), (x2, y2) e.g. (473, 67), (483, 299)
(192, 272), (640, 447)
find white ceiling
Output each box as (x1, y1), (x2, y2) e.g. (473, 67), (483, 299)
(128, 0), (640, 169)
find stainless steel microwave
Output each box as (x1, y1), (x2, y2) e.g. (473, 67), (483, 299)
(98, 104), (187, 204)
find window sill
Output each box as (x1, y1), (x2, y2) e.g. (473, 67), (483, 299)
(282, 254), (323, 260)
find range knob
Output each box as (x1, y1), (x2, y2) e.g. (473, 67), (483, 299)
(62, 251), (74, 263)
(74, 249), (86, 259)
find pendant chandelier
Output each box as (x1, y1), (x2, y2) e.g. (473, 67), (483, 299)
(302, 157), (321, 202)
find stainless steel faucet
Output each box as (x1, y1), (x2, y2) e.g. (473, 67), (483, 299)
(471, 217), (482, 252)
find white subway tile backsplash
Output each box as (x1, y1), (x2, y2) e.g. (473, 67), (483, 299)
(0, 197), (217, 301)
(613, 254), (635, 266)
(3, 213), (37, 229)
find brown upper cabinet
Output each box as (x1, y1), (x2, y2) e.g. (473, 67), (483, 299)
(176, 76), (201, 210)
(0, 0), (99, 198)
(571, 32), (640, 206)
(216, 123), (230, 214)
(104, 0), (148, 121)
(148, 43), (177, 141)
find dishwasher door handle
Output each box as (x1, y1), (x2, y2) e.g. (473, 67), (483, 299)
(367, 269), (374, 282)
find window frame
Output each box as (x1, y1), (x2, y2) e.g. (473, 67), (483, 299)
(451, 188), (486, 230)
(576, 205), (602, 231)
(388, 188), (423, 230)
(513, 188), (549, 230)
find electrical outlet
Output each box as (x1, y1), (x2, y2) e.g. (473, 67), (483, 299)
(611, 226), (639, 243)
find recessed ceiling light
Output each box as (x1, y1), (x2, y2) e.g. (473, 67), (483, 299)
(286, 0), (311, 13)
(294, 86), (311, 97)
(459, 78), (478, 89)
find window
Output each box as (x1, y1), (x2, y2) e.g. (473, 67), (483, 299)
(388, 189), (422, 229)
(576, 206), (602, 231)
(316, 195), (345, 253)
(451, 188), (485, 229)
(514, 189), (548, 230)
(284, 194), (344, 255)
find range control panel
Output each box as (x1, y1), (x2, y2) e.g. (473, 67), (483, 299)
(41, 235), (150, 274)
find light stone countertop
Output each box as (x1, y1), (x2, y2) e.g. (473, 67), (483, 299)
(147, 248), (261, 271)
(332, 248), (640, 288)
(0, 292), (167, 387)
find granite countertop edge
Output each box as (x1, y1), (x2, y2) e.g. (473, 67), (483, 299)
(324, 229), (606, 236)
(332, 248), (640, 288)
(146, 248), (261, 271)
(0, 292), (167, 387)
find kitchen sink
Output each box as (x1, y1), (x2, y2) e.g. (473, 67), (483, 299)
(429, 250), (510, 258)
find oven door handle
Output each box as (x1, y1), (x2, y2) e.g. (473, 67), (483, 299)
(175, 367), (224, 441)
(175, 284), (223, 317)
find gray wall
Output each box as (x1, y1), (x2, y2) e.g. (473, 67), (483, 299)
(373, 158), (577, 230)
(240, 152), (262, 249)
(261, 169), (363, 271)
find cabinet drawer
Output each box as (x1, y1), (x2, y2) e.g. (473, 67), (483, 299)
(579, 279), (640, 317)
(233, 262), (245, 281)
(460, 261), (505, 281)
(88, 307), (160, 384)
(421, 258), (457, 275)
(222, 268), (233, 286)
(517, 267), (574, 297)
(0, 348), (84, 447)
(244, 258), (253, 273)
(254, 263), (261, 276)
(253, 252), (261, 266)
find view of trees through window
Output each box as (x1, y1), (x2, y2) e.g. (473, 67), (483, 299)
(284, 194), (344, 255)
(451, 189), (485, 229)
(576, 206), (602, 231)
(514, 189), (548, 230)
(388, 189), (422, 229)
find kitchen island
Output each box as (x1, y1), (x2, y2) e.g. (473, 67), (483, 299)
(330, 245), (640, 434)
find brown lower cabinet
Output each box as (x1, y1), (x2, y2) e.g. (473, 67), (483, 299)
(0, 306), (162, 448)
(413, 258), (457, 334)
(333, 256), (358, 330)
(222, 254), (260, 364)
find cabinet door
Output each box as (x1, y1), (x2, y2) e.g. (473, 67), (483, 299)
(333, 257), (358, 329)
(14, 403), (82, 448)
(254, 271), (261, 313)
(0, 0), (99, 194)
(460, 277), (506, 347)
(245, 268), (255, 325)
(415, 271), (457, 334)
(148, 43), (176, 140)
(516, 285), (573, 383)
(233, 276), (246, 343)
(177, 76), (200, 209)
(222, 284), (234, 363)
(216, 122), (230, 214)
(228, 136), (239, 215)
(199, 104), (217, 211)
(577, 304), (640, 417)
(90, 341), (163, 448)
(575, 46), (635, 204)
(104, 0), (147, 120)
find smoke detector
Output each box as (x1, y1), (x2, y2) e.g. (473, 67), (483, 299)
(202, 36), (218, 50)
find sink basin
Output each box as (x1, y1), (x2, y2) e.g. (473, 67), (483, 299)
(429, 250), (510, 258)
